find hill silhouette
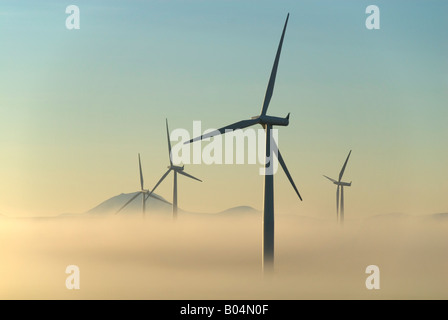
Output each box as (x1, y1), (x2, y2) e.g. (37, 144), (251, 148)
(86, 192), (171, 215)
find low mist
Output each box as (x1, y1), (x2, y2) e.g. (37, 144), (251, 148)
(1, 211), (447, 299)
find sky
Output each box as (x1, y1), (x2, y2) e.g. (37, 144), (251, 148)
(0, 0), (447, 218)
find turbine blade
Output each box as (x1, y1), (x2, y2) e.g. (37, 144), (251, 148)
(339, 150), (352, 182)
(166, 118), (173, 165)
(145, 192), (171, 205)
(115, 192), (141, 214)
(274, 141), (302, 201)
(185, 118), (259, 144)
(148, 168), (172, 196)
(138, 153), (144, 190)
(260, 13), (289, 116)
(178, 170), (202, 182)
(323, 175), (337, 183)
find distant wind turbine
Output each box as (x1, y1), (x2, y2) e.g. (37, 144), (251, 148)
(115, 153), (170, 217)
(323, 150), (352, 224)
(146, 119), (202, 219)
(185, 13), (302, 273)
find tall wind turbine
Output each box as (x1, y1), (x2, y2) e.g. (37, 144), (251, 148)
(323, 150), (352, 224)
(146, 119), (202, 219)
(115, 153), (170, 217)
(185, 13), (302, 273)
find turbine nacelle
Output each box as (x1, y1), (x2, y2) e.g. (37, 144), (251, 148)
(334, 181), (351, 187)
(251, 113), (290, 126)
(323, 175), (352, 187)
(169, 165), (184, 171)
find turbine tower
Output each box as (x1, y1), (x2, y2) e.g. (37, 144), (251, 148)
(323, 150), (352, 224)
(185, 13), (302, 273)
(146, 119), (202, 219)
(116, 153), (171, 217)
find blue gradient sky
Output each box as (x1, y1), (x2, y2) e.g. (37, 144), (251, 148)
(0, 0), (447, 217)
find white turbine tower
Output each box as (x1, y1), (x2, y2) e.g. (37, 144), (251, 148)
(186, 13), (302, 273)
(116, 153), (171, 217)
(146, 119), (202, 219)
(323, 150), (352, 224)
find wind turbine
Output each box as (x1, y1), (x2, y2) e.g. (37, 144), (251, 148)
(323, 150), (352, 224)
(115, 153), (170, 217)
(185, 13), (302, 273)
(146, 119), (202, 219)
